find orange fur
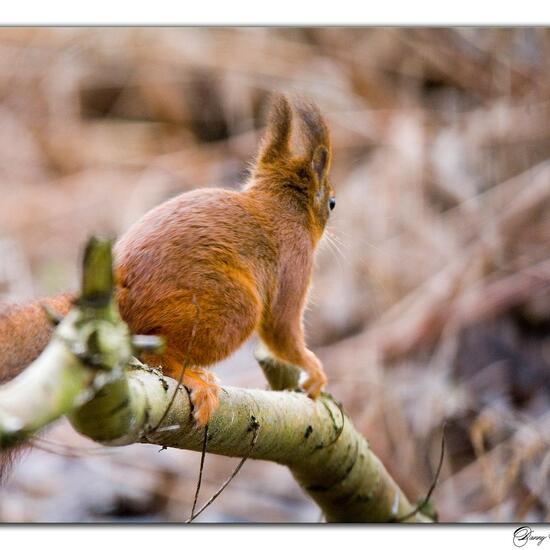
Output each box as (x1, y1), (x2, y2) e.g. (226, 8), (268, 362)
(0, 294), (73, 384)
(0, 93), (336, 428)
(0, 293), (73, 482)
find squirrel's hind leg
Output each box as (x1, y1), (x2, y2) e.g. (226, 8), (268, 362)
(182, 367), (220, 426)
(147, 352), (220, 426)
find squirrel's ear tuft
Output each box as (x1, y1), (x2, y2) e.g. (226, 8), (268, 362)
(294, 96), (331, 159)
(312, 145), (330, 181)
(258, 94), (292, 164)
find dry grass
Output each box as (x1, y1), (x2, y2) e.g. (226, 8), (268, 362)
(1, 27), (550, 522)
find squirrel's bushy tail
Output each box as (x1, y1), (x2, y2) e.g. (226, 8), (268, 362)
(0, 293), (73, 384)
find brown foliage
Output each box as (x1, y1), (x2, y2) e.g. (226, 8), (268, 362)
(1, 28), (550, 522)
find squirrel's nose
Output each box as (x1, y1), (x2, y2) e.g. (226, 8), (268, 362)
(329, 197), (336, 211)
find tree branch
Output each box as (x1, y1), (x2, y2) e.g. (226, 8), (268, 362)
(0, 237), (432, 523)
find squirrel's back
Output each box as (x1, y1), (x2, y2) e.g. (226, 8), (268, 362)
(113, 187), (286, 368)
(115, 187), (279, 297)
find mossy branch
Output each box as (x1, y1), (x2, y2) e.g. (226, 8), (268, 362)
(0, 237), (432, 523)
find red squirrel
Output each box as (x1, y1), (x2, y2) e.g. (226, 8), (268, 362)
(0, 93), (335, 428)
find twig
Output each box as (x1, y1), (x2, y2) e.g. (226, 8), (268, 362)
(189, 424), (209, 521)
(320, 393), (346, 448)
(393, 423), (446, 522)
(29, 438), (116, 458)
(187, 416), (260, 523)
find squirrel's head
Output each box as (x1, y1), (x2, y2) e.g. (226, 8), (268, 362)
(248, 93), (335, 243)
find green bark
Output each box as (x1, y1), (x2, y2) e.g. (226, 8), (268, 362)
(0, 237), (432, 523)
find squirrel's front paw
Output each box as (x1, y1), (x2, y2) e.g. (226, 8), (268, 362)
(301, 350), (327, 399)
(302, 370), (327, 400)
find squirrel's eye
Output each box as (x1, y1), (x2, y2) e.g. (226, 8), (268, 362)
(329, 197), (336, 211)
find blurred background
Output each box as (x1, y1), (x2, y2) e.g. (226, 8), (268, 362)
(0, 27), (550, 523)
